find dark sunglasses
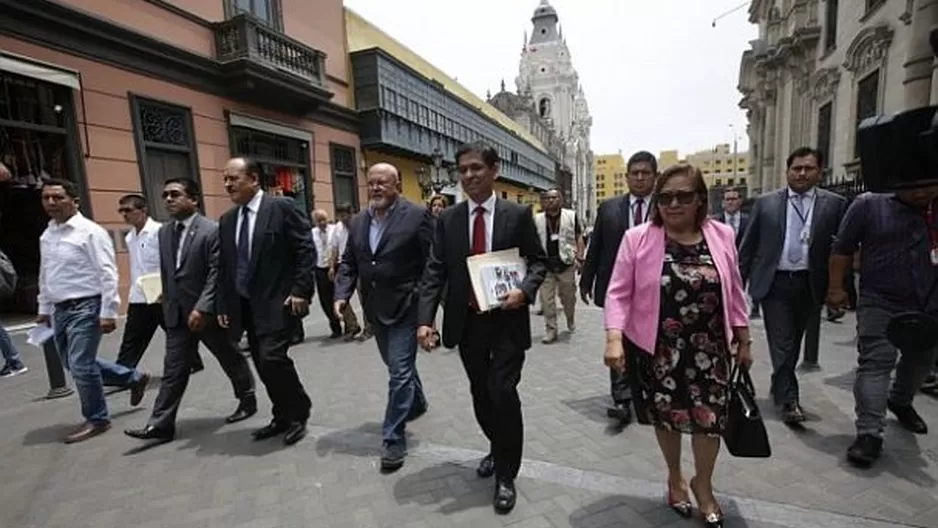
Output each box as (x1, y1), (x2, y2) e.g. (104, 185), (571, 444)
(656, 191), (698, 206)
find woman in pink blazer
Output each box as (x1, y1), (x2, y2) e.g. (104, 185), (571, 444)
(603, 164), (752, 528)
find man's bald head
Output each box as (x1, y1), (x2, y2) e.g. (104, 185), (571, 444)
(367, 162), (401, 214)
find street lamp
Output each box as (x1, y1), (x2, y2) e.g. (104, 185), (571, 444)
(417, 147), (459, 197)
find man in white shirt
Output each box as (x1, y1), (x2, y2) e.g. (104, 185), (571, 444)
(330, 203), (363, 340)
(311, 209), (343, 338)
(114, 195), (205, 374)
(36, 180), (149, 444)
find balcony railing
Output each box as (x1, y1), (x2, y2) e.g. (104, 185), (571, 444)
(214, 14), (325, 87)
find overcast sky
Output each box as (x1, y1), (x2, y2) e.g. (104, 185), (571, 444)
(344, 0), (758, 158)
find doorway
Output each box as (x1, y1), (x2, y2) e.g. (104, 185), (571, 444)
(0, 70), (85, 318)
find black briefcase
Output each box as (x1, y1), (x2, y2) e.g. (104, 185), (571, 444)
(723, 363), (771, 458)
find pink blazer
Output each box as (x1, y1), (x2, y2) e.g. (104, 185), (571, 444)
(603, 220), (749, 354)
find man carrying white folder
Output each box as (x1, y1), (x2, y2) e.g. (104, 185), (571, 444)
(417, 141), (546, 515)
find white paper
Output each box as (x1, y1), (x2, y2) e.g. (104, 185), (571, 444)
(136, 273), (163, 304)
(26, 325), (54, 348)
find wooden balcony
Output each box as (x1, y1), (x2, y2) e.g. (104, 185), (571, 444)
(213, 14), (333, 111)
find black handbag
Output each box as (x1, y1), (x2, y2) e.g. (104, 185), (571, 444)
(723, 363), (771, 458)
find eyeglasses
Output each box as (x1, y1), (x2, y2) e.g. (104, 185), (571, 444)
(656, 191), (698, 206)
(117, 207), (134, 214)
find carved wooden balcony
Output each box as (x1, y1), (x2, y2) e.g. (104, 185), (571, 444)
(213, 14), (332, 111)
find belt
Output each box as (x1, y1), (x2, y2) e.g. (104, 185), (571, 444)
(776, 270), (809, 278)
(54, 295), (99, 309)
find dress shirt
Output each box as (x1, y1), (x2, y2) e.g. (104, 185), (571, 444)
(174, 213), (197, 269)
(311, 224), (335, 269)
(368, 199), (399, 254)
(234, 190), (264, 253)
(37, 213), (121, 318)
(331, 222), (349, 262)
(724, 212), (741, 233)
(467, 193), (496, 252)
(629, 194), (651, 229)
(125, 217), (161, 304)
(777, 186), (817, 271)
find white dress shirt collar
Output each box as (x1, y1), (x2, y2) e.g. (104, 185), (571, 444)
(176, 213), (197, 230)
(787, 186), (817, 200)
(245, 189), (264, 213)
(468, 193), (497, 213)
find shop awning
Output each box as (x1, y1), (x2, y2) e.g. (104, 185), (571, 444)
(0, 52), (81, 91)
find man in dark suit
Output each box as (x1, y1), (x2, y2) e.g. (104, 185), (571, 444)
(739, 146), (847, 425)
(715, 188), (749, 247)
(334, 162), (433, 472)
(418, 141), (546, 515)
(579, 150), (656, 426)
(125, 178), (257, 442)
(217, 157), (315, 446)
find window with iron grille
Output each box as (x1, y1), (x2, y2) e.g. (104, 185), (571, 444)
(129, 95), (201, 221)
(816, 101), (833, 177)
(330, 144), (359, 210)
(824, 0), (838, 52)
(854, 70), (879, 159)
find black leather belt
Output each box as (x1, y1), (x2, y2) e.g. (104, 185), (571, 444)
(54, 295), (99, 309)
(776, 270), (809, 279)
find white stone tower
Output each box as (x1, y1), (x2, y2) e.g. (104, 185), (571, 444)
(517, 0), (594, 221)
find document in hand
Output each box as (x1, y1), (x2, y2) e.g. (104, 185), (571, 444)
(136, 273), (163, 304)
(466, 248), (527, 312)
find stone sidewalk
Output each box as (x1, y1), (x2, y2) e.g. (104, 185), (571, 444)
(2, 303), (938, 528)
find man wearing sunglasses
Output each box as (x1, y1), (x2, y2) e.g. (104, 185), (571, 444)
(580, 150), (657, 427)
(116, 195), (205, 374)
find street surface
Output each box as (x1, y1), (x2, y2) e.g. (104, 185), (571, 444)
(3, 302), (938, 528)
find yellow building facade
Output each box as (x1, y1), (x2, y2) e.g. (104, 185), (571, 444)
(683, 144), (749, 189)
(346, 9), (550, 212)
(593, 153), (628, 210)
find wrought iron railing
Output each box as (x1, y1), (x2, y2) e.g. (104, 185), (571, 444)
(214, 14), (326, 87)
(821, 164), (866, 201)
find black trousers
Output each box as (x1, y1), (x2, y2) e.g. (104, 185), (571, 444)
(610, 367), (631, 404)
(762, 271), (820, 405)
(241, 297), (311, 424)
(148, 322), (255, 430)
(116, 303), (203, 370)
(314, 267), (342, 334)
(459, 311), (526, 481)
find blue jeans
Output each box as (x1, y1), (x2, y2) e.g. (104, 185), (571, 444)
(53, 296), (109, 425)
(98, 357), (142, 387)
(374, 309), (425, 445)
(0, 325), (24, 368)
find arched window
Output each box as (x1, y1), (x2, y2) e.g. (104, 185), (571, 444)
(538, 98), (551, 118)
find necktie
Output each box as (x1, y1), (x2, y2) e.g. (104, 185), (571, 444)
(171, 222), (185, 269)
(730, 214), (738, 233)
(236, 206), (251, 297)
(633, 198), (644, 227)
(469, 206), (486, 310)
(787, 194), (805, 264)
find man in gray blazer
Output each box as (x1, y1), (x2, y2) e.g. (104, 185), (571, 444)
(739, 147), (847, 425)
(125, 178), (256, 442)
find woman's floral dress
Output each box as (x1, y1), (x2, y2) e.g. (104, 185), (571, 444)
(634, 237), (731, 435)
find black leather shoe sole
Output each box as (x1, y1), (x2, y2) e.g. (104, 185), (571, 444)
(887, 401), (928, 434)
(124, 427), (174, 442)
(283, 423), (307, 445)
(252, 423), (289, 441)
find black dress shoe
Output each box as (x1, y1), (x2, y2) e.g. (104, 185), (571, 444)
(888, 401), (928, 434)
(190, 362), (205, 375)
(124, 425), (174, 441)
(252, 421), (289, 441)
(283, 422), (308, 446)
(226, 395), (257, 424)
(380, 441), (407, 472)
(493, 479), (516, 514)
(130, 373), (150, 407)
(606, 403), (632, 425)
(477, 453), (495, 478)
(846, 434), (883, 468)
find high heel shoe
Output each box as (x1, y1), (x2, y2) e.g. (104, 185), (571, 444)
(667, 480), (693, 518)
(689, 476), (724, 527)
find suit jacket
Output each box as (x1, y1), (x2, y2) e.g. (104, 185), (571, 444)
(738, 187), (847, 303)
(335, 198), (434, 326)
(159, 214), (220, 329)
(580, 194), (634, 307)
(604, 221), (749, 354)
(217, 194), (316, 337)
(713, 212), (749, 247)
(418, 198), (547, 350)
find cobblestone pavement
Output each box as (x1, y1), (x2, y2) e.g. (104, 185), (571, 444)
(3, 301), (938, 528)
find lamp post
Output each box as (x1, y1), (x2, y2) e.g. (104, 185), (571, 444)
(417, 147), (459, 198)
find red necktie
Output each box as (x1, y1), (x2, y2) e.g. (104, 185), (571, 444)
(469, 205), (486, 310)
(633, 198), (644, 227)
